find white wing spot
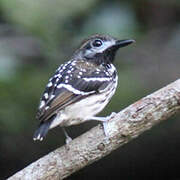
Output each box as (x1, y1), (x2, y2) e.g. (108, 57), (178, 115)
(45, 106), (49, 110)
(58, 64), (63, 70)
(81, 69), (86, 72)
(58, 74), (62, 78)
(39, 100), (45, 108)
(71, 61), (77, 65)
(44, 93), (49, 99)
(105, 72), (109, 76)
(47, 82), (53, 87)
(50, 94), (55, 99)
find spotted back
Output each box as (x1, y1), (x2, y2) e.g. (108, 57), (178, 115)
(36, 59), (117, 122)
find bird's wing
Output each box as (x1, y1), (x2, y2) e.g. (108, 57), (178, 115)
(36, 60), (115, 122)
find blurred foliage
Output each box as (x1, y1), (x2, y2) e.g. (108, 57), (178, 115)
(0, 0), (180, 179)
(0, 0), (98, 58)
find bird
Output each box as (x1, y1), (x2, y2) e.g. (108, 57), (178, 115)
(33, 34), (134, 143)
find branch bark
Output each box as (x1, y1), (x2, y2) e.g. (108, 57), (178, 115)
(8, 79), (180, 180)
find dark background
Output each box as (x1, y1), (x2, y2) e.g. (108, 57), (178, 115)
(0, 0), (180, 179)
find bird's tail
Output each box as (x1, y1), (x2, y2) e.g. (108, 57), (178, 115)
(33, 120), (52, 141)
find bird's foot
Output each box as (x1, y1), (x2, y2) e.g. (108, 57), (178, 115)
(91, 112), (117, 137)
(65, 136), (72, 144)
(62, 127), (73, 145)
(102, 112), (116, 137)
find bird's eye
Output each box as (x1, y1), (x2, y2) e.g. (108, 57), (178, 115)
(92, 39), (103, 47)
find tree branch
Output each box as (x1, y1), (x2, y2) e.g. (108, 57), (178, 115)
(8, 79), (180, 180)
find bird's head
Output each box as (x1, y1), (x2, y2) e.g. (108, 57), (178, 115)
(74, 34), (135, 65)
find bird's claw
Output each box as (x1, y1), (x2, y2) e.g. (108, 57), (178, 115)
(65, 136), (72, 144)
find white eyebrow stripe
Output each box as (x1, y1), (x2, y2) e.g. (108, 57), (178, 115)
(83, 77), (111, 82)
(57, 84), (94, 95)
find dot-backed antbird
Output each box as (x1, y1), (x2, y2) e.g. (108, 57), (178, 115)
(33, 34), (135, 143)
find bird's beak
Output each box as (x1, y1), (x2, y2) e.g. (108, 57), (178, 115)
(115, 39), (135, 48)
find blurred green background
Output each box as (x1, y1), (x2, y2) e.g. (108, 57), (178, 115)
(0, 0), (180, 179)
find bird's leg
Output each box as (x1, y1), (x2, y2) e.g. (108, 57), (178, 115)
(91, 112), (116, 121)
(62, 127), (72, 144)
(91, 112), (116, 136)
